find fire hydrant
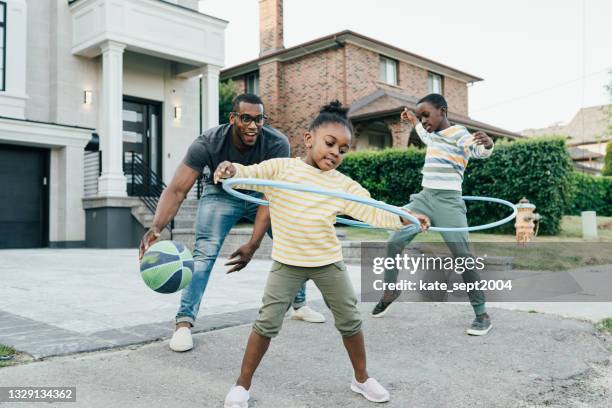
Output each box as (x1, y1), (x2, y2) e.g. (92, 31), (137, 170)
(515, 198), (540, 245)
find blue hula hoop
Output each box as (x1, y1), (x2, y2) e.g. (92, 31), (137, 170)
(222, 178), (517, 233)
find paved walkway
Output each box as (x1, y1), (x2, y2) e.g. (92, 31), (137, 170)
(0, 302), (610, 407)
(1, 249), (611, 407)
(0, 249), (610, 359)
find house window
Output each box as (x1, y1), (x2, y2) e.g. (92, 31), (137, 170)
(245, 72), (259, 95)
(428, 72), (443, 94)
(379, 56), (397, 86)
(0, 1), (6, 91)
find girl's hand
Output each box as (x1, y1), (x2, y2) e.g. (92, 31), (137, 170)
(401, 210), (430, 231)
(214, 161), (237, 183)
(400, 107), (418, 126)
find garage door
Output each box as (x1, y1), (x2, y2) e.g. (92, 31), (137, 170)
(0, 144), (49, 248)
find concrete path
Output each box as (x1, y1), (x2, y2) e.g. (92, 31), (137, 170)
(0, 303), (610, 407)
(1, 249), (611, 407)
(1, 249), (610, 359)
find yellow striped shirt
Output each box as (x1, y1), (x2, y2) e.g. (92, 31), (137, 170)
(232, 158), (403, 267)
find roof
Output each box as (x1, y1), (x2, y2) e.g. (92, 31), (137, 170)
(566, 146), (604, 161)
(573, 161), (604, 175)
(220, 30), (482, 84)
(347, 89), (522, 140)
(521, 104), (612, 146)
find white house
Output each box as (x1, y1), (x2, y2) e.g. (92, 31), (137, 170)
(0, 0), (226, 248)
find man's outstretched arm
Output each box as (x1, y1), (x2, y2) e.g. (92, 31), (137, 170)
(226, 196), (271, 273)
(139, 163), (200, 259)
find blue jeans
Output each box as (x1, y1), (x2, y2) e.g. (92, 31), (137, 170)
(176, 185), (307, 325)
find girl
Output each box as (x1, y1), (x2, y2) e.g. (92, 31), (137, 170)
(215, 101), (429, 407)
(371, 93), (495, 337)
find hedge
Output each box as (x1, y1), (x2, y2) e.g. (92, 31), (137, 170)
(565, 172), (612, 216)
(338, 137), (573, 235)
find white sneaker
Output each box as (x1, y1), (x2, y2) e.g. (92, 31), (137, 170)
(169, 327), (193, 352)
(290, 305), (326, 323)
(224, 385), (249, 408)
(350, 377), (390, 403)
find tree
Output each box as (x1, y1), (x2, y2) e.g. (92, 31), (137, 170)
(219, 80), (237, 125)
(603, 141), (612, 176)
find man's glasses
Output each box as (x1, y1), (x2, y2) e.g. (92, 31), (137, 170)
(232, 112), (268, 125)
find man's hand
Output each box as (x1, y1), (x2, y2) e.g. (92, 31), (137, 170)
(473, 131), (494, 149)
(214, 161), (237, 184)
(225, 242), (258, 273)
(139, 227), (161, 260)
(400, 107), (418, 126)
(400, 210), (430, 232)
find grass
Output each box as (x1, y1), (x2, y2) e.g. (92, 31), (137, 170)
(596, 318), (612, 334)
(336, 215), (612, 270)
(337, 215), (612, 243)
(0, 344), (16, 368)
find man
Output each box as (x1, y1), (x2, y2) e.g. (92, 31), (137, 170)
(139, 93), (325, 352)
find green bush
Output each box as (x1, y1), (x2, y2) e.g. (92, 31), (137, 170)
(339, 137), (573, 235)
(218, 80), (237, 125)
(565, 172), (612, 216)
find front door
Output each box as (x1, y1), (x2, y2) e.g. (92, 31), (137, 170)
(122, 98), (162, 196)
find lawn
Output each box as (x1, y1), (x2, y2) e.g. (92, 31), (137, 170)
(0, 344), (16, 368)
(337, 215), (612, 243)
(336, 215), (612, 270)
(596, 318), (612, 334)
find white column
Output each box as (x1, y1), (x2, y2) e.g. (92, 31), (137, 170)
(49, 145), (85, 242)
(98, 41), (127, 197)
(200, 65), (221, 131)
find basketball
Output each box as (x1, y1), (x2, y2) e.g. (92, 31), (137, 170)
(140, 240), (194, 293)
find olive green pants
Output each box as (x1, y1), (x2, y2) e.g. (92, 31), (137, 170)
(385, 188), (486, 315)
(253, 260), (362, 338)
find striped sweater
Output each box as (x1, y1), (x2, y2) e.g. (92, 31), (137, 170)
(415, 122), (493, 191)
(233, 158), (403, 267)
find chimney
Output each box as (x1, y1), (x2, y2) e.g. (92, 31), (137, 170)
(259, 0), (284, 57)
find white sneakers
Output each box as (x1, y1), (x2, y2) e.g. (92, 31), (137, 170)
(224, 385), (249, 408)
(169, 304), (325, 353)
(289, 305), (326, 323)
(169, 327), (193, 352)
(350, 377), (391, 403)
(223, 378), (389, 406)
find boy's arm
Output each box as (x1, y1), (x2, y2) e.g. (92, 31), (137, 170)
(413, 122), (433, 145)
(459, 130), (494, 159)
(401, 107), (432, 145)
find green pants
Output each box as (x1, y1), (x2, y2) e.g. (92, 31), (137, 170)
(385, 188), (486, 315)
(253, 261), (362, 338)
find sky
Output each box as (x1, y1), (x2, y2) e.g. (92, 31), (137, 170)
(199, 0), (611, 133)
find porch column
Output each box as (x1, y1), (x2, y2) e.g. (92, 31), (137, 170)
(98, 40), (127, 197)
(200, 64), (221, 132)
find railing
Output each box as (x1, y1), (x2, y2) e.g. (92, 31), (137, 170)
(124, 151), (174, 234)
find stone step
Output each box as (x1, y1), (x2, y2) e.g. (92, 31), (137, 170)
(172, 220), (195, 229)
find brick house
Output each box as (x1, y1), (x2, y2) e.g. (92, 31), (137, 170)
(220, 0), (520, 156)
(522, 104), (612, 175)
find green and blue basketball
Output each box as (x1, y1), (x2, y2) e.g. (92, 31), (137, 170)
(140, 240), (194, 293)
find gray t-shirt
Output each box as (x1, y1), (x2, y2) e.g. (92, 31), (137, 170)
(183, 124), (290, 185)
